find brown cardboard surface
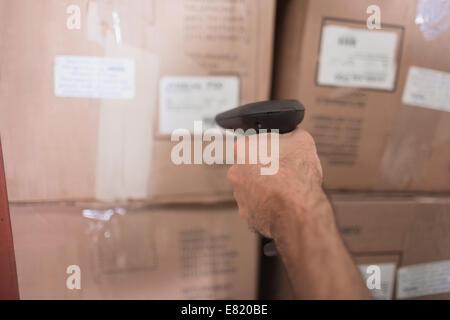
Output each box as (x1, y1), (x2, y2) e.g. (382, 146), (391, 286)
(0, 0), (275, 203)
(149, 140), (234, 204)
(9, 202), (260, 299)
(273, 0), (450, 192)
(336, 195), (450, 300)
(260, 195), (450, 300)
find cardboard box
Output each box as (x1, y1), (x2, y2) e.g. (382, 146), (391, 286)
(260, 194), (450, 300)
(9, 202), (260, 299)
(273, 0), (450, 191)
(0, 0), (275, 203)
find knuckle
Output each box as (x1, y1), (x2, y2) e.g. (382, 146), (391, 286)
(297, 130), (318, 152)
(227, 166), (240, 184)
(300, 130), (315, 144)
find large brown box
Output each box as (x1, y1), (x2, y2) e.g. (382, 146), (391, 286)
(9, 202), (260, 299)
(260, 195), (450, 300)
(273, 0), (450, 191)
(0, 0), (275, 203)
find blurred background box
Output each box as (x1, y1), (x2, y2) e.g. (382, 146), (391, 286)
(264, 0), (450, 300)
(0, 0), (275, 203)
(273, 0), (450, 192)
(2, 0), (450, 301)
(0, 0), (272, 301)
(260, 194), (450, 300)
(10, 202), (259, 299)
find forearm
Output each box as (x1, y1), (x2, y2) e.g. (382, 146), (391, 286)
(272, 190), (371, 300)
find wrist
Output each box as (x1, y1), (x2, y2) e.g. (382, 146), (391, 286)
(270, 187), (336, 248)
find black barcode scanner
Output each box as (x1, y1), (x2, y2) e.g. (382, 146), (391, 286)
(215, 100), (305, 256)
(215, 99), (305, 133)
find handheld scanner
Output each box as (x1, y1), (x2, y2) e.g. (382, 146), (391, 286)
(215, 99), (305, 134)
(215, 100), (306, 257)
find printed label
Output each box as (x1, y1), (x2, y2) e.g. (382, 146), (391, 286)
(402, 66), (450, 112)
(397, 260), (450, 299)
(318, 25), (398, 90)
(159, 76), (240, 134)
(358, 263), (396, 300)
(54, 56), (135, 99)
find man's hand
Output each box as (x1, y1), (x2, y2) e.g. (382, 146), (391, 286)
(227, 128), (324, 238)
(227, 127), (370, 299)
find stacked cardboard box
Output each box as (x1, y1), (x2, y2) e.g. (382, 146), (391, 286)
(261, 195), (450, 300)
(263, 0), (450, 299)
(273, 0), (450, 192)
(10, 202), (259, 299)
(0, 0), (275, 203)
(3, 0), (449, 300)
(0, 0), (276, 299)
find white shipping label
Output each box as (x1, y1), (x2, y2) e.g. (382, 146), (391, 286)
(397, 260), (450, 299)
(54, 56), (135, 99)
(402, 66), (450, 112)
(159, 76), (240, 134)
(318, 25), (398, 90)
(358, 263), (396, 300)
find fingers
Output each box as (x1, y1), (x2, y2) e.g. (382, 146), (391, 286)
(233, 132), (276, 164)
(231, 127), (314, 163)
(291, 127), (316, 146)
(227, 165), (240, 185)
(285, 125), (303, 136)
(233, 188), (249, 221)
(234, 134), (255, 164)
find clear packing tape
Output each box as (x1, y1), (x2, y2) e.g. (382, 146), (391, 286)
(85, 0), (159, 202)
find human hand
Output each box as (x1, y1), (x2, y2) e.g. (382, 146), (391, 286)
(227, 127), (324, 238)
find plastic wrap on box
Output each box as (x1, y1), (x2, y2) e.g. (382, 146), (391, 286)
(9, 202), (259, 299)
(415, 0), (450, 40)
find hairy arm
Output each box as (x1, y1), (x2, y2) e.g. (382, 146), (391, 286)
(272, 188), (370, 299)
(227, 128), (370, 299)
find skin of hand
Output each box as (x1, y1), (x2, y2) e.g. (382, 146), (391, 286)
(227, 127), (371, 299)
(227, 127), (324, 239)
